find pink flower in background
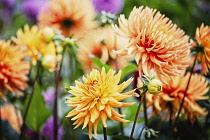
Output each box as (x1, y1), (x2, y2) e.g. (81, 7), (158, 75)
(42, 87), (55, 105)
(92, 0), (124, 14)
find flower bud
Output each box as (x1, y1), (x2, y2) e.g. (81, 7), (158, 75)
(42, 27), (55, 42)
(147, 79), (162, 95)
(42, 55), (56, 72)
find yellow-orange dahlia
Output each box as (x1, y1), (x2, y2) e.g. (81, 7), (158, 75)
(113, 6), (191, 82)
(77, 25), (131, 73)
(38, 0), (97, 38)
(11, 25), (59, 71)
(0, 103), (23, 133)
(65, 68), (135, 139)
(194, 23), (210, 74)
(0, 41), (29, 98)
(142, 73), (209, 122)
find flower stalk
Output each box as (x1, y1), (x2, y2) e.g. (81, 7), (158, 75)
(129, 89), (147, 140)
(173, 55), (198, 129)
(103, 126), (107, 140)
(19, 61), (41, 140)
(53, 45), (66, 140)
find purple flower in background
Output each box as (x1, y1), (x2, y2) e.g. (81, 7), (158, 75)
(25, 129), (39, 140)
(1, 0), (16, 9)
(42, 117), (64, 140)
(20, 0), (48, 23)
(0, 0), (16, 26)
(42, 87), (55, 105)
(92, 0), (124, 14)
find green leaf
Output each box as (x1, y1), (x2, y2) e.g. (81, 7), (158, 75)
(65, 87), (71, 91)
(120, 64), (138, 81)
(24, 82), (51, 132)
(91, 57), (112, 73)
(137, 86), (147, 90)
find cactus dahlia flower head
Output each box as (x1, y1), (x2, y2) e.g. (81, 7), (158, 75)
(0, 41), (29, 98)
(65, 68), (135, 139)
(193, 23), (210, 74)
(142, 73), (209, 122)
(113, 6), (191, 83)
(38, 0), (97, 38)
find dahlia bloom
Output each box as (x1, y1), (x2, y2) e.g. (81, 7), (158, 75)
(0, 41), (29, 98)
(11, 25), (58, 71)
(77, 25), (131, 73)
(113, 6), (191, 82)
(38, 0), (97, 38)
(0, 103), (22, 133)
(194, 23), (210, 74)
(141, 73), (209, 122)
(92, 0), (124, 14)
(66, 68), (135, 139)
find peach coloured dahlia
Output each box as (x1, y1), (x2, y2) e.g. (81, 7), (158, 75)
(194, 23), (210, 74)
(38, 0), (97, 38)
(0, 41), (29, 98)
(0, 103), (23, 133)
(65, 68), (135, 139)
(143, 73), (209, 122)
(113, 6), (191, 82)
(77, 25), (131, 73)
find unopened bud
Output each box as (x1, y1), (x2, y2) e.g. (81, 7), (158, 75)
(147, 79), (162, 95)
(42, 27), (55, 42)
(42, 55), (56, 72)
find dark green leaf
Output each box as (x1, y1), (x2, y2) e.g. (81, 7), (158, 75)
(24, 82), (51, 132)
(91, 57), (112, 73)
(137, 86), (147, 90)
(120, 64), (138, 81)
(65, 87), (71, 91)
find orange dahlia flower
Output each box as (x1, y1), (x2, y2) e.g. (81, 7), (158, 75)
(11, 25), (59, 71)
(0, 103), (23, 133)
(142, 73), (209, 122)
(113, 6), (191, 82)
(194, 23), (210, 74)
(0, 41), (29, 98)
(38, 0), (97, 38)
(77, 25), (131, 73)
(66, 68), (135, 139)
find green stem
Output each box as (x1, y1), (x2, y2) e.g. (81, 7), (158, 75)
(143, 93), (148, 139)
(173, 55), (197, 130)
(118, 108), (124, 136)
(137, 126), (148, 140)
(19, 62), (41, 140)
(103, 126), (107, 140)
(53, 46), (66, 140)
(129, 89), (147, 140)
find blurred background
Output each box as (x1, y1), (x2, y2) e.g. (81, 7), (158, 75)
(0, 0), (210, 140)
